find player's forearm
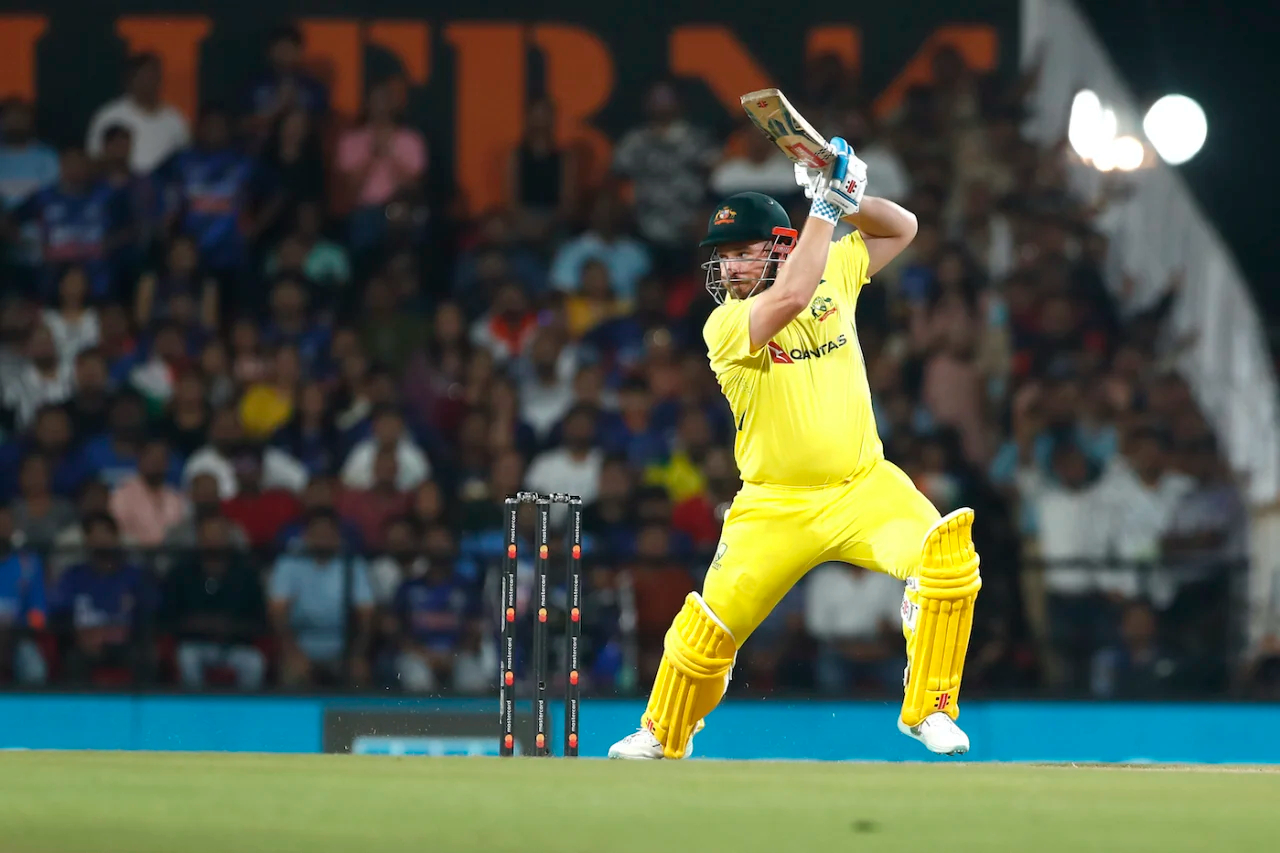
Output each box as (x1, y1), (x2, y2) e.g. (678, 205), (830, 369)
(771, 215), (837, 307)
(842, 196), (917, 239)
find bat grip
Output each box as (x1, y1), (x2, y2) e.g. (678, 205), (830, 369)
(830, 146), (848, 183)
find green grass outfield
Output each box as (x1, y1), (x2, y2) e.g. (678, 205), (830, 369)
(1, 752), (1276, 853)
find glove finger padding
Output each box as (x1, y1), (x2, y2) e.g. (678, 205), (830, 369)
(824, 146), (867, 216)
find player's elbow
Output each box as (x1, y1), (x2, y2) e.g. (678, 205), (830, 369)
(899, 208), (919, 243)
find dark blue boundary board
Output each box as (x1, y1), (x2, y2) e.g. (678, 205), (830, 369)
(0, 695), (1276, 763)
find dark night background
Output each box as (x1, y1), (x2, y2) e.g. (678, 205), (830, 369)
(1078, 1), (1278, 332)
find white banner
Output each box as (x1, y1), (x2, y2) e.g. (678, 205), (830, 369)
(1020, 0), (1280, 508)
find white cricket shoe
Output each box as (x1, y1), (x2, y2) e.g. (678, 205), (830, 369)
(898, 712), (970, 756)
(608, 720), (705, 760)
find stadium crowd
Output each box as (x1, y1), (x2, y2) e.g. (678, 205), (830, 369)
(0, 25), (1263, 698)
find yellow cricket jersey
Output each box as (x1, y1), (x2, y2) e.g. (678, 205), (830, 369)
(702, 231), (882, 487)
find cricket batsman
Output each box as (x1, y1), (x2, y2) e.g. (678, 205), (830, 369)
(609, 138), (980, 759)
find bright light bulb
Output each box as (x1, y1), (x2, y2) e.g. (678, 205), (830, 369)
(1111, 135), (1146, 171)
(1068, 90), (1103, 160)
(1092, 144), (1117, 172)
(1143, 94), (1207, 165)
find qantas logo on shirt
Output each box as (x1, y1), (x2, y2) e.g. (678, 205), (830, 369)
(768, 335), (849, 363)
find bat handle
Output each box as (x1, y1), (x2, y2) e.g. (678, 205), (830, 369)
(830, 147), (847, 182)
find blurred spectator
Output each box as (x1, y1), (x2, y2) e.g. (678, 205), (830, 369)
(126, 321), (191, 411)
(484, 374), (536, 461)
(255, 111), (327, 244)
(516, 328), (576, 442)
(246, 25), (330, 133)
(96, 124), (159, 264)
(1090, 599), (1180, 698)
(11, 454), (77, 552)
(582, 456), (638, 558)
(199, 339), (237, 409)
(274, 475), (364, 554)
(163, 373), (212, 460)
(457, 449), (523, 536)
(644, 405), (714, 503)
(0, 405), (83, 502)
(337, 78), (426, 254)
(47, 480), (114, 580)
(562, 260), (630, 341)
(261, 275), (329, 371)
(51, 513), (152, 684)
(368, 515), (421, 606)
(612, 81), (716, 260)
(69, 349), (113, 439)
(1162, 435), (1247, 573)
(158, 104), (258, 291)
(549, 194), (651, 302)
(915, 268), (991, 466)
(220, 445), (303, 550)
(598, 378), (666, 469)
(507, 97), (579, 237)
(268, 509), (373, 687)
(7, 145), (130, 299)
(358, 276), (425, 376)
(161, 471), (250, 564)
(86, 54), (190, 174)
(97, 303), (142, 385)
(737, 590), (815, 694)
(1093, 427), (1194, 602)
(525, 404), (603, 505)
(108, 437), (188, 547)
(240, 344), (301, 440)
(1017, 441), (1110, 690)
(0, 98), (58, 211)
(709, 119), (799, 200)
(451, 212), (547, 317)
(341, 405), (430, 492)
(335, 447), (412, 550)
(162, 512), (267, 690)
(626, 522), (695, 680)
(391, 524), (487, 693)
(804, 562), (905, 694)
(264, 202), (349, 294)
(272, 380), (341, 476)
(470, 279), (538, 365)
(1161, 436), (1246, 682)
(230, 317), (268, 386)
(0, 505), (48, 685)
(0, 322), (73, 431)
(80, 393), (175, 489)
(412, 479), (448, 529)
(671, 446), (739, 551)
(134, 235), (219, 331)
(0, 99), (58, 278)
(184, 407), (308, 498)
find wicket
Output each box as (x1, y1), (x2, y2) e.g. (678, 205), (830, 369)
(500, 491), (583, 757)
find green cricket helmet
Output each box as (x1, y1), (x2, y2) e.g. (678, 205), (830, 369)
(699, 192), (798, 304)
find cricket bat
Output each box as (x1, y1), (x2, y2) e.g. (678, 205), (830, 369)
(740, 88), (835, 169)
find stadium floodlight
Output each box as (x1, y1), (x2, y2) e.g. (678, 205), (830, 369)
(1143, 94), (1207, 165)
(1068, 89), (1104, 160)
(1110, 135), (1146, 172)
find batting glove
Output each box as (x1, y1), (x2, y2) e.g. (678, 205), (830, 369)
(807, 137), (867, 224)
(794, 162), (826, 198)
